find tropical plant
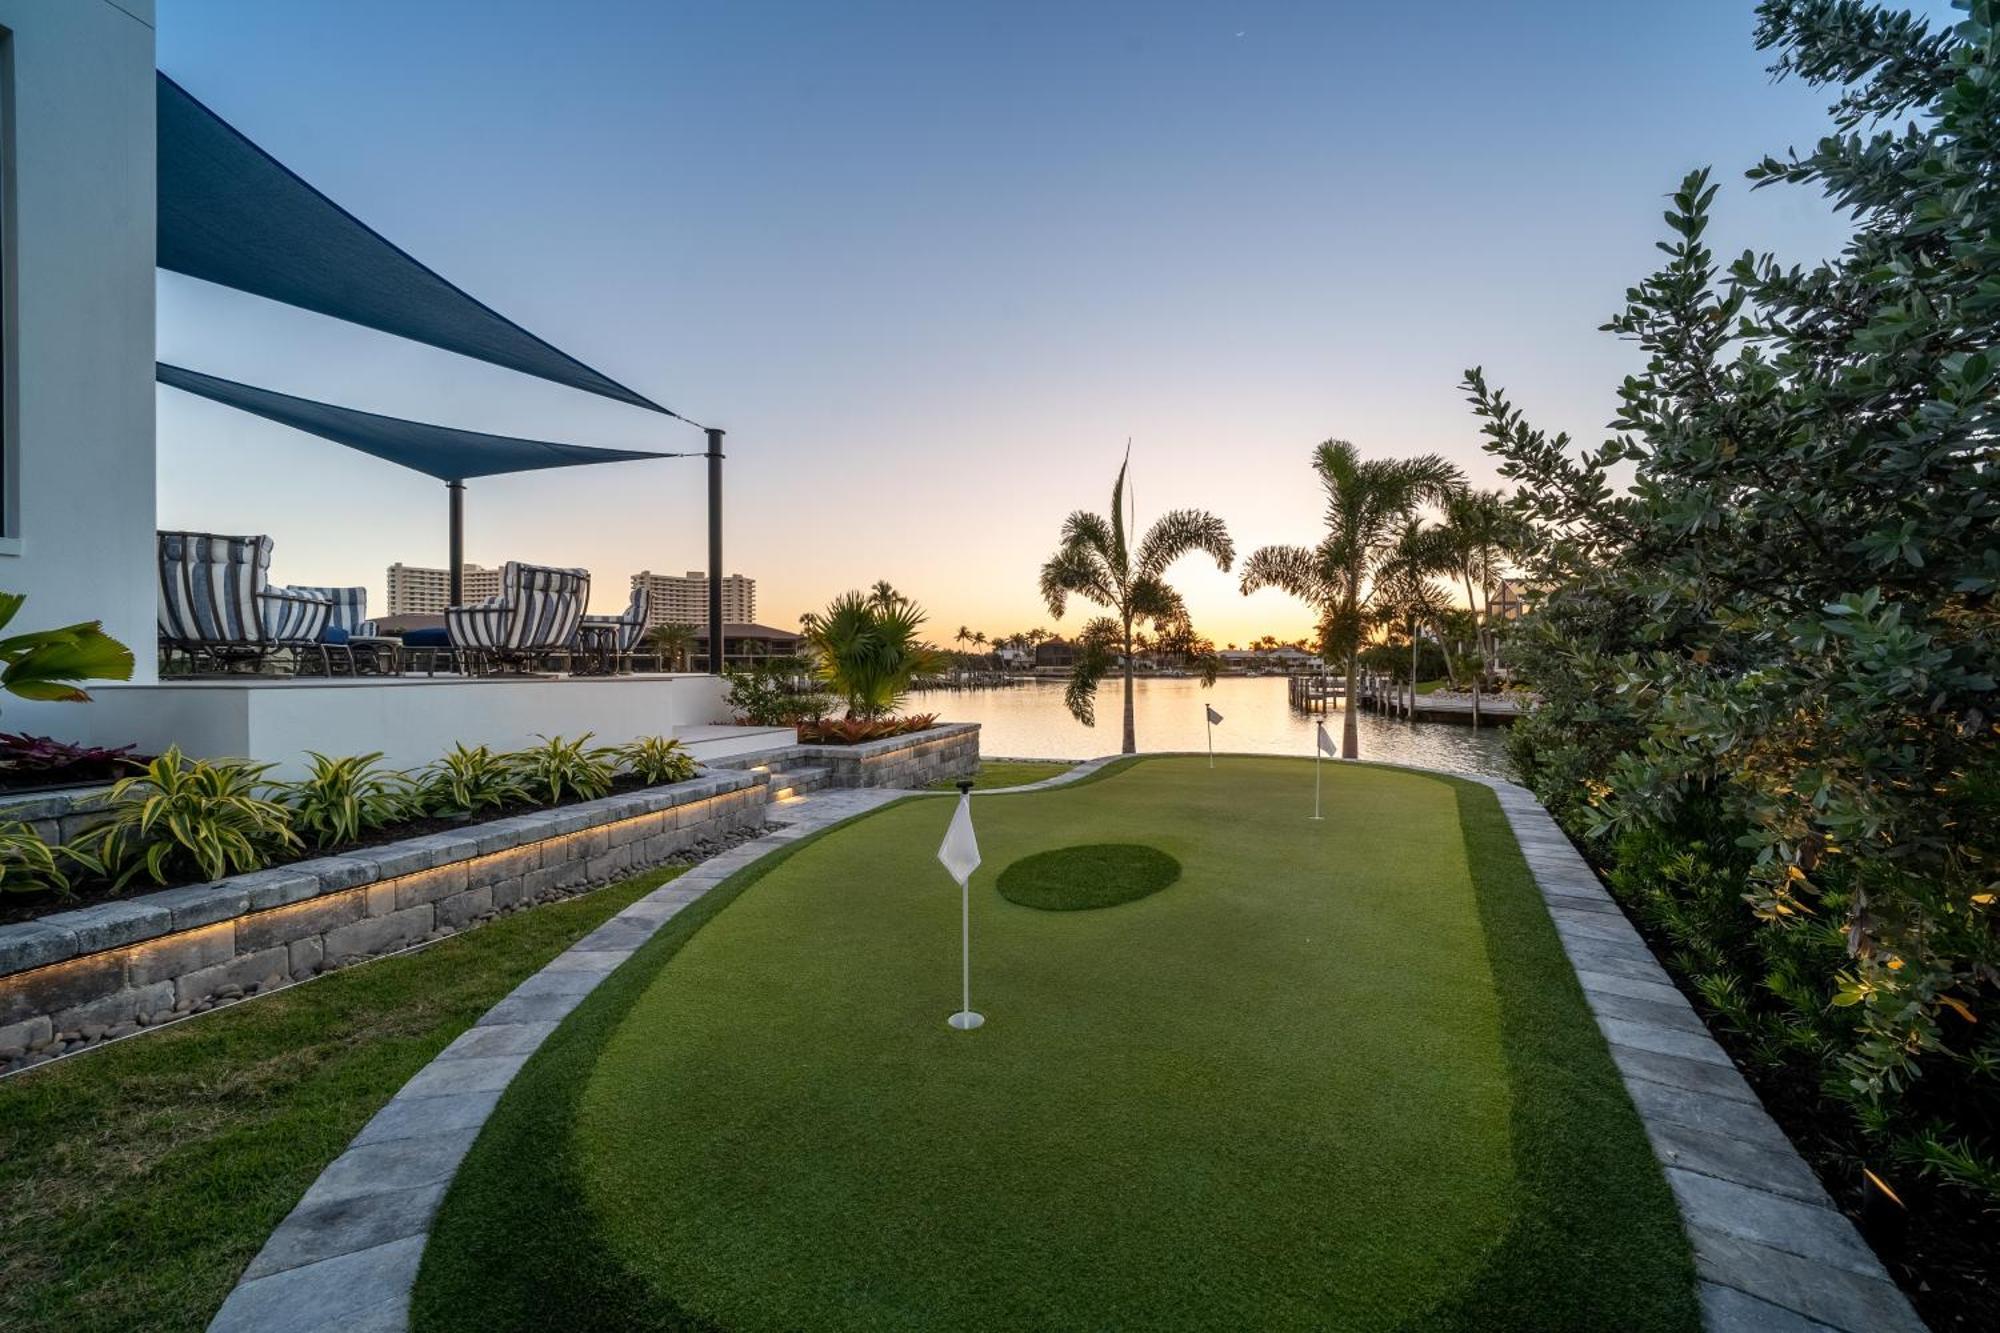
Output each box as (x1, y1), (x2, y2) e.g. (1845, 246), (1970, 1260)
(0, 733), (141, 778)
(1039, 453), (1234, 751)
(798, 713), (939, 745)
(279, 752), (418, 849)
(1464, 0), (2000, 1228)
(0, 821), (85, 897)
(0, 591), (135, 706)
(645, 622), (697, 672)
(420, 743), (527, 819)
(92, 747), (297, 889)
(799, 589), (943, 720)
(619, 735), (698, 786)
(1375, 518), (1460, 697)
(1434, 488), (1523, 672)
(512, 733), (618, 806)
(725, 656), (831, 726)
(1238, 441), (1462, 758)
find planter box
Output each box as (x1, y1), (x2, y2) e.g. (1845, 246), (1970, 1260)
(711, 723), (980, 790)
(0, 769), (767, 1071)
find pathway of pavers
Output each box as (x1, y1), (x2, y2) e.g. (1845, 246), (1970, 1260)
(206, 785), (903, 1333)
(209, 757), (1925, 1333)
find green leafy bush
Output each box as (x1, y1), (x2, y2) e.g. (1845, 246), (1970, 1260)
(421, 744), (526, 819)
(512, 734), (616, 806)
(724, 657), (831, 726)
(280, 752), (418, 849)
(92, 747), (298, 888)
(0, 821), (90, 897)
(618, 736), (697, 786)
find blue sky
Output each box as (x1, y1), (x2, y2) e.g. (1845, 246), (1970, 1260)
(155, 0), (1949, 642)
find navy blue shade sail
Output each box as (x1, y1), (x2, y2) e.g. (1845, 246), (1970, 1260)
(157, 72), (680, 420)
(156, 363), (679, 483)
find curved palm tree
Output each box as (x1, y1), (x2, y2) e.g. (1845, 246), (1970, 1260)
(1239, 440), (1463, 758)
(1040, 455), (1234, 753)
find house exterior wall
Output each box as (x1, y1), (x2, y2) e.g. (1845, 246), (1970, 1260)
(0, 1), (158, 711)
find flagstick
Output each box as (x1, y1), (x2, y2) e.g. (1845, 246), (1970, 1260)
(945, 781), (985, 1031)
(1207, 711), (1214, 768)
(1310, 723), (1325, 821)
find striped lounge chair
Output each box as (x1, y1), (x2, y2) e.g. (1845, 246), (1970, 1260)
(156, 531), (332, 673)
(291, 585), (382, 675)
(575, 586), (650, 673)
(445, 561), (589, 673)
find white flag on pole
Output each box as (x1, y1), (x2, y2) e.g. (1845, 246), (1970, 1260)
(1206, 705), (1224, 726)
(1317, 721), (1338, 757)
(937, 793), (981, 887)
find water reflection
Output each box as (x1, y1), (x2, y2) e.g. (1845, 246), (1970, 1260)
(915, 676), (1515, 779)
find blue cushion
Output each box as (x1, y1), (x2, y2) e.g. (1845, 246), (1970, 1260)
(320, 625), (350, 645)
(402, 627), (450, 646)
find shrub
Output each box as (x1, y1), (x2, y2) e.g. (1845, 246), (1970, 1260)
(0, 733), (141, 775)
(280, 752), (418, 849)
(0, 821), (89, 897)
(619, 736), (697, 786)
(512, 734), (616, 806)
(724, 657), (831, 727)
(421, 743), (527, 819)
(798, 589), (943, 719)
(91, 747), (297, 889)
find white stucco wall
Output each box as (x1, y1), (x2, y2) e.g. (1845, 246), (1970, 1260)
(0, 0), (159, 747)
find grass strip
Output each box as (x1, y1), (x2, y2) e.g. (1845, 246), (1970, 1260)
(0, 869), (673, 1333)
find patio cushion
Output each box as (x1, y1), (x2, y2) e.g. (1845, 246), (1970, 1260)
(320, 625), (351, 645)
(402, 627), (450, 647)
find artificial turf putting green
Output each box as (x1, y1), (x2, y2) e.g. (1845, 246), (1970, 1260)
(415, 758), (1697, 1332)
(996, 841), (1182, 910)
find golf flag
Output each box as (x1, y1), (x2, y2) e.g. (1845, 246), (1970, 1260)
(1317, 721), (1338, 757)
(1206, 705), (1224, 726)
(938, 791), (985, 1030)
(938, 792), (981, 887)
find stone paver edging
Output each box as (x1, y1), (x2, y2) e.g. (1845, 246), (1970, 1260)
(210, 756), (1925, 1333)
(207, 786), (905, 1333)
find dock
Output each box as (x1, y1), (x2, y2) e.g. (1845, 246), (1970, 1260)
(1287, 672), (1520, 726)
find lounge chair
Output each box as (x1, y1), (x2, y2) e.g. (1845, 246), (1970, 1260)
(156, 531), (332, 673)
(445, 561), (589, 673)
(575, 586), (650, 673)
(291, 586), (399, 675)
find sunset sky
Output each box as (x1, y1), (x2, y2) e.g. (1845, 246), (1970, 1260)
(153, 0), (1936, 646)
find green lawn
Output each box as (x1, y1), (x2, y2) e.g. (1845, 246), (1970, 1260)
(417, 758), (1695, 1331)
(0, 869), (676, 1333)
(928, 759), (1075, 790)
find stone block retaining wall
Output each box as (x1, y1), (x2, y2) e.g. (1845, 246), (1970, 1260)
(0, 771), (766, 1072)
(711, 723), (980, 789)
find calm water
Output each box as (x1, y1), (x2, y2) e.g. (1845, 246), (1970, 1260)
(915, 676), (1515, 779)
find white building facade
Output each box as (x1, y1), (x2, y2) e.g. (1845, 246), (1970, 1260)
(632, 570), (754, 629)
(385, 562), (502, 615)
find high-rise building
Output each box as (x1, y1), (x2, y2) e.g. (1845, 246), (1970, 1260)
(631, 570), (755, 629)
(385, 563), (502, 615)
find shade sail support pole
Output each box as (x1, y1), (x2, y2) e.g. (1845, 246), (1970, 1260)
(707, 427), (726, 674)
(447, 481), (466, 605)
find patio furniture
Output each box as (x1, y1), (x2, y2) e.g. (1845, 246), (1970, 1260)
(445, 561), (589, 673)
(575, 586), (650, 674)
(156, 531), (332, 673)
(291, 585), (401, 675)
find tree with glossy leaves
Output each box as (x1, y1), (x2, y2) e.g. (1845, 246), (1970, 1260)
(1238, 440), (1463, 759)
(1039, 455), (1234, 752)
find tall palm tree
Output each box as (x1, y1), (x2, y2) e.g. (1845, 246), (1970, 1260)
(1436, 488), (1519, 673)
(1239, 440), (1463, 759)
(1040, 455), (1234, 753)
(1376, 518), (1459, 703)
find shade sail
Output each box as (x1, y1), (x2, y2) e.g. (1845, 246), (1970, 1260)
(157, 363), (679, 482)
(158, 72), (678, 419)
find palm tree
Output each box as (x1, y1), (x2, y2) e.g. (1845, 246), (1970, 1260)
(1436, 489), (1519, 673)
(644, 621), (697, 672)
(869, 580), (906, 613)
(1239, 440), (1462, 759)
(1376, 518), (1459, 704)
(1040, 455), (1234, 753)
(801, 589), (943, 719)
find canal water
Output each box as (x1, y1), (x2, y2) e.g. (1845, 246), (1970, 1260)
(914, 676), (1515, 779)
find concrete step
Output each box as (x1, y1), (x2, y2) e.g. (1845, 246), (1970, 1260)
(764, 765), (832, 800)
(676, 725), (798, 764)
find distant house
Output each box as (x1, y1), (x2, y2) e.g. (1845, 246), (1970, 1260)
(691, 623), (803, 668)
(1034, 637), (1076, 669)
(1491, 580), (1532, 622)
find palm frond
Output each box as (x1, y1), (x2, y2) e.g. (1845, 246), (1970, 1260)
(1238, 544), (1330, 606)
(1135, 508), (1234, 581)
(1040, 542), (1115, 619)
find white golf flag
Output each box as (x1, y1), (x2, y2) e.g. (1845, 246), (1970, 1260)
(937, 793), (981, 887)
(1206, 705), (1224, 726)
(1317, 721), (1338, 757)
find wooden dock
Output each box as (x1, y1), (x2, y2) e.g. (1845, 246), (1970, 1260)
(1287, 672), (1520, 726)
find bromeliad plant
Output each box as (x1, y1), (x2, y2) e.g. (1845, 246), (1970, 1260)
(618, 736), (697, 786)
(420, 743), (527, 820)
(512, 733), (617, 806)
(281, 752), (419, 850)
(92, 747), (298, 889)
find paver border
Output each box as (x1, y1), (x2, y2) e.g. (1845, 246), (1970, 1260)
(209, 756), (1926, 1333)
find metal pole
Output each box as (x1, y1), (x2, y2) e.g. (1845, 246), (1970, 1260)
(706, 427), (726, 674)
(447, 481), (466, 605)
